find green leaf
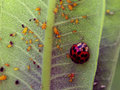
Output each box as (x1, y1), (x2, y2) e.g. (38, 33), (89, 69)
(0, 0), (105, 90)
(93, 0), (120, 89)
(111, 51), (120, 90)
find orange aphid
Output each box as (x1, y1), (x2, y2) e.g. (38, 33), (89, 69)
(61, 5), (65, 10)
(38, 12), (41, 15)
(72, 30), (77, 33)
(75, 19), (79, 24)
(35, 19), (39, 23)
(27, 46), (32, 52)
(38, 44), (44, 47)
(60, 1), (63, 5)
(68, 5), (73, 10)
(66, 53), (70, 58)
(68, 73), (75, 82)
(29, 30), (34, 34)
(53, 27), (59, 35)
(0, 75), (7, 81)
(56, 45), (60, 49)
(35, 7), (41, 11)
(41, 22), (47, 30)
(67, 0), (72, 3)
(0, 37), (2, 41)
(57, 35), (61, 38)
(29, 58), (33, 61)
(65, 15), (69, 20)
(70, 19), (74, 23)
(61, 13), (65, 17)
(54, 7), (58, 14)
(82, 15), (87, 19)
(73, 3), (77, 7)
(5, 64), (10, 67)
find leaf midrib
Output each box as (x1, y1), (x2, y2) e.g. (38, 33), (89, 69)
(42, 0), (56, 90)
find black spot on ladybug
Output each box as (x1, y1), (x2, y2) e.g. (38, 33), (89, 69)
(81, 54), (84, 57)
(77, 51), (81, 55)
(83, 48), (85, 51)
(74, 49), (76, 52)
(84, 54), (88, 57)
(70, 42), (90, 64)
(73, 54), (76, 58)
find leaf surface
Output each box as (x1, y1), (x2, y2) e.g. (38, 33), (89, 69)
(0, 0), (105, 90)
(93, 0), (120, 89)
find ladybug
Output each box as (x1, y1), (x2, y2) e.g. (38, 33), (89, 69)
(70, 42), (90, 64)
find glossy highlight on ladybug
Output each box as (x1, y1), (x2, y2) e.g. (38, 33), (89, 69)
(70, 42), (90, 64)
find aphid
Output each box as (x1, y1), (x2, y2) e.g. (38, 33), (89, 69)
(66, 53), (70, 58)
(38, 44), (44, 47)
(27, 46), (32, 52)
(68, 5), (73, 11)
(54, 7), (58, 14)
(65, 15), (69, 20)
(29, 58), (33, 61)
(70, 42), (90, 64)
(75, 19), (79, 24)
(56, 34), (61, 38)
(5, 64), (10, 67)
(106, 9), (110, 14)
(14, 68), (19, 71)
(60, 0), (63, 5)
(10, 33), (17, 37)
(73, 3), (77, 7)
(53, 27), (60, 35)
(15, 80), (20, 85)
(72, 30), (77, 33)
(7, 41), (13, 48)
(61, 13), (65, 17)
(67, 0), (72, 3)
(0, 37), (2, 41)
(61, 5), (65, 10)
(27, 65), (30, 70)
(29, 39), (32, 44)
(28, 30), (34, 34)
(82, 15), (87, 19)
(26, 40), (28, 44)
(70, 19), (74, 23)
(35, 7), (41, 11)
(22, 27), (28, 35)
(0, 75), (7, 80)
(35, 39), (39, 42)
(41, 22), (47, 30)
(68, 73), (75, 82)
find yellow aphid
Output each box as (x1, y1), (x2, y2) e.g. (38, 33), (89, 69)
(14, 68), (19, 71)
(70, 19), (74, 23)
(106, 9), (110, 13)
(53, 27), (59, 35)
(26, 40), (28, 44)
(7, 44), (12, 48)
(68, 5), (73, 10)
(73, 3), (77, 7)
(21, 37), (25, 40)
(60, 1), (63, 5)
(5, 64), (10, 67)
(58, 39), (61, 43)
(65, 15), (69, 20)
(34, 35), (37, 38)
(35, 39), (39, 42)
(27, 46), (32, 52)
(29, 58), (33, 61)
(61, 13), (65, 17)
(0, 75), (7, 81)
(35, 7), (41, 11)
(67, 0), (72, 3)
(75, 19), (79, 24)
(22, 27), (28, 34)
(29, 39), (32, 44)
(82, 15), (87, 19)
(27, 65), (30, 70)
(29, 30), (34, 34)
(41, 22), (47, 30)
(38, 44), (44, 47)
(54, 8), (58, 14)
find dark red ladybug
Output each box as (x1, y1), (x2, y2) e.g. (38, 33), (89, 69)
(70, 42), (90, 64)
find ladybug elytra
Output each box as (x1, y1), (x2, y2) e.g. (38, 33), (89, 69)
(70, 42), (90, 64)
